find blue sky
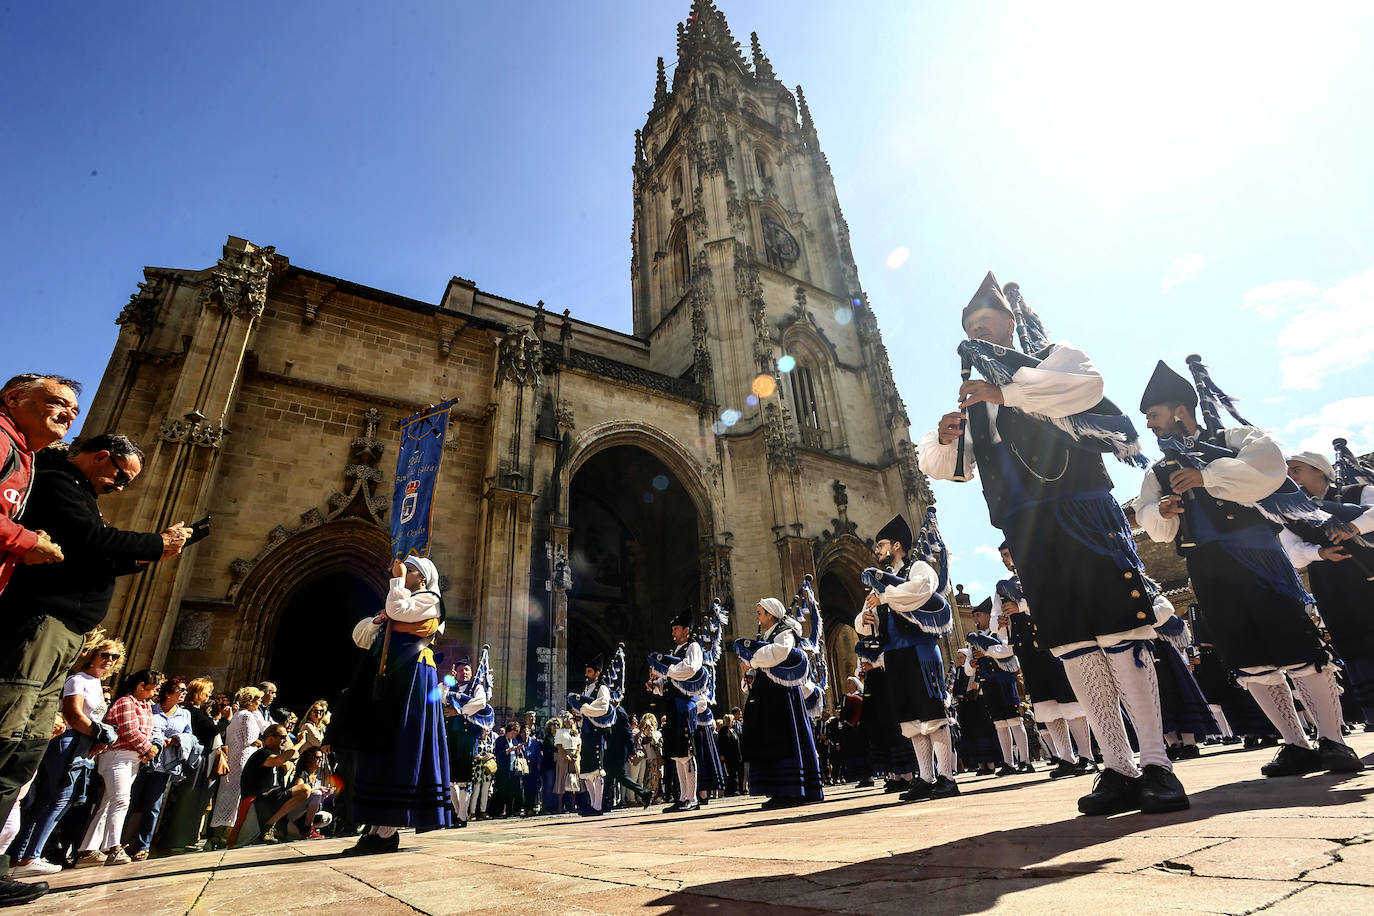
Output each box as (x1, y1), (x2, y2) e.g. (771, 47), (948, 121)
(5, 1), (1373, 600)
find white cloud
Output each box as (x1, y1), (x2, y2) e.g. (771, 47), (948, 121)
(1161, 253), (1205, 293)
(973, 544), (1001, 559)
(962, 580), (986, 597)
(1285, 395), (1374, 454)
(885, 247), (909, 270)
(1240, 267), (1374, 390)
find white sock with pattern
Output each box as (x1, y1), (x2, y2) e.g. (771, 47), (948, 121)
(1061, 650), (1140, 778)
(1291, 669), (1347, 744)
(1104, 642), (1171, 770)
(1244, 679), (1311, 748)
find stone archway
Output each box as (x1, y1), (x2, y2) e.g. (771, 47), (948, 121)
(816, 534), (873, 709)
(564, 442), (706, 717)
(228, 518), (391, 690)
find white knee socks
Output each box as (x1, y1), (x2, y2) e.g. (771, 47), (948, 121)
(1047, 718), (1071, 761)
(1068, 716), (1093, 761)
(674, 757), (697, 801)
(1061, 650), (1140, 778)
(996, 724), (1016, 767)
(1011, 720), (1030, 763)
(1291, 669), (1346, 744)
(1244, 679), (1310, 747)
(911, 733), (934, 783)
(931, 726), (954, 779)
(1104, 643), (1171, 770)
(584, 774), (604, 811)
(451, 783), (472, 822)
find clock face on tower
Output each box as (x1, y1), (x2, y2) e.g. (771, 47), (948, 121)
(761, 214), (800, 270)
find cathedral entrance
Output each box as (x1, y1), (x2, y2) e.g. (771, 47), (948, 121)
(819, 570), (863, 712)
(266, 570), (383, 717)
(566, 444), (702, 717)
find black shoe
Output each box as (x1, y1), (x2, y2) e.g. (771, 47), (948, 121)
(342, 833), (386, 857)
(675, 799), (700, 813)
(661, 801), (686, 813)
(1317, 737), (1365, 773)
(1177, 744), (1201, 760)
(1076, 757), (1098, 774)
(697, 796), (709, 807)
(640, 790), (653, 809)
(900, 779), (934, 801)
(1077, 768), (1141, 816)
(1138, 764), (1190, 814)
(1221, 736), (1242, 745)
(855, 778), (874, 788)
(1017, 762), (1034, 774)
(1260, 735), (1280, 748)
(1244, 736), (1260, 749)
(455, 819), (468, 828)
(1092, 751), (1104, 764)
(0, 876), (47, 907)
(883, 777), (911, 793)
(760, 796), (805, 811)
(1260, 743), (1323, 777)
(1166, 744), (1181, 762)
(930, 776), (960, 798)
(995, 765), (1017, 777)
(1047, 760), (1079, 779)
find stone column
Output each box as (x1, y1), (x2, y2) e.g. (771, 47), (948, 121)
(110, 239), (278, 669)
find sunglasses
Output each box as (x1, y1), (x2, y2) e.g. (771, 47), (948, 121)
(98, 652), (121, 661)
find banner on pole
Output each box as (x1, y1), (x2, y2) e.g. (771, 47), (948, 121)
(391, 399), (458, 558)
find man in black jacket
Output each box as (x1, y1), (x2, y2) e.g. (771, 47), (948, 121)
(0, 433), (190, 890)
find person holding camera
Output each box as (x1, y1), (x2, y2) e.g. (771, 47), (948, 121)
(0, 432), (190, 893)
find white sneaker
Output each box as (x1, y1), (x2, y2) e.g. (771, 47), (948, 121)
(10, 859), (61, 877)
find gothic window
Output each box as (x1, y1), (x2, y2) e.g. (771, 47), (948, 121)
(790, 364), (822, 433)
(783, 329), (844, 451)
(755, 150), (769, 181)
(708, 74), (721, 99)
(761, 213), (800, 271)
(671, 228), (691, 294)
(672, 167), (684, 202)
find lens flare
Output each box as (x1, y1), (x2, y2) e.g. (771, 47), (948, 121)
(751, 374), (777, 398)
(652, 474), (670, 491)
(721, 409), (742, 427)
(643, 492), (655, 503)
(834, 307), (853, 325)
(746, 394), (759, 406)
(776, 355), (796, 373)
(885, 247), (910, 270)
(443, 674), (457, 687)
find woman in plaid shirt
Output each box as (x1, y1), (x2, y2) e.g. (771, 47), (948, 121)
(73, 668), (162, 868)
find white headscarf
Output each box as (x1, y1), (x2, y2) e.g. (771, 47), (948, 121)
(758, 597), (787, 619)
(1288, 451), (1334, 484)
(404, 556), (441, 595)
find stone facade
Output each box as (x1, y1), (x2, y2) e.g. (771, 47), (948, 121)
(82, 1), (936, 719)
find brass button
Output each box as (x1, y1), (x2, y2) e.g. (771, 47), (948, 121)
(1136, 611), (1148, 619)
(1130, 589), (1141, 598)
(1124, 571), (1134, 580)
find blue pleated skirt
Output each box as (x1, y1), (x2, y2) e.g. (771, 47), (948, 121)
(741, 671), (824, 801)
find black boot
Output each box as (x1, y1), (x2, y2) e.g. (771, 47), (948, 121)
(1077, 768), (1141, 816)
(1138, 764), (1190, 814)
(1260, 743), (1323, 777)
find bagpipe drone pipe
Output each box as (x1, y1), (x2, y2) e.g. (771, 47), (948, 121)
(568, 643), (621, 728)
(647, 646), (711, 697)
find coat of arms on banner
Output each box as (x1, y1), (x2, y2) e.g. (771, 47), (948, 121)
(399, 479), (420, 524)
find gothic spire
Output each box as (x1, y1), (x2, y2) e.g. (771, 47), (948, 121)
(634, 129), (645, 166)
(654, 56), (668, 106)
(796, 84), (815, 134)
(675, 0), (750, 82)
(749, 31), (776, 82)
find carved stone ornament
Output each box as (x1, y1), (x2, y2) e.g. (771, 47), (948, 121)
(898, 439), (935, 508)
(159, 410), (227, 448)
(764, 402), (798, 473)
(550, 543), (573, 592)
(197, 242), (277, 319)
(496, 326), (544, 388)
(762, 214), (800, 269)
(555, 400), (575, 433)
(115, 278), (164, 337)
(171, 611), (213, 652)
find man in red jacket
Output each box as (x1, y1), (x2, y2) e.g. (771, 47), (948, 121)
(0, 374), (78, 596)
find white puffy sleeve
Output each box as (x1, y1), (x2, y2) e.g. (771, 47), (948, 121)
(352, 617), (382, 649)
(578, 684), (611, 718)
(1134, 466), (1179, 544)
(1352, 485), (1374, 535)
(883, 560), (939, 615)
(1199, 428), (1287, 503)
(999, 341), (1105, 418)
(919, 426), (976, 482)
(461, 685), (489, 715)
(1279, 527), (1322, 569)
(383, 577), (442, 622)
(667, 642), (704, 680)
(982, 634), (1015, 660)
(749, 628), (797, 669)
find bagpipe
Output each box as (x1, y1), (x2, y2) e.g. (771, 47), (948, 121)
(732, 574), (823, 689)
(446, 644), (495, 731)
(966, 631), (1019, 674)
(567, 647), (619, 729)
(956, 281), (1150, 470)
(647, 639), (711, 697)
(1154, 356), (1372, 574)
(855, 507), (954, 662)
(699, 598), (729, 667)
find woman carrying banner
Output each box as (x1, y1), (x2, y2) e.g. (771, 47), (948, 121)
(343, 557), (452, 855)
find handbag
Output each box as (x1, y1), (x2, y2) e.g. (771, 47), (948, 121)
(513, 756), (529, 776)
(481, 758), (498, 776)
(210, 746), (229, 779)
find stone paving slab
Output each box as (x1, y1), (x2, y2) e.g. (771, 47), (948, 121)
(22, 732), (1374, 914)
